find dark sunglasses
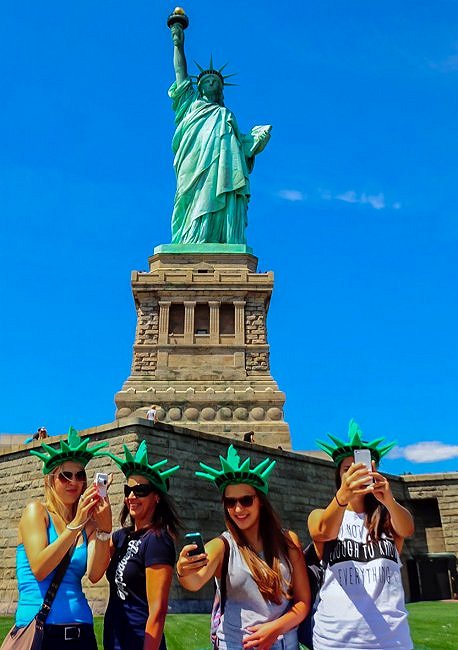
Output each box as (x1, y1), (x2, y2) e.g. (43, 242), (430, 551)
(124, 484), (155, 498)
(57, 470), (86, 483)
(223, 494), (257, 509)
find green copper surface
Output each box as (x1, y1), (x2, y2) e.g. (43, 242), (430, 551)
(30, 426), (108, 474)
(196, 444), (276, 494)
(316, 419), (397, 467)
(153, 243), (253, 254)
(168, 14), (271, 246)
(107, 440), (180, 493)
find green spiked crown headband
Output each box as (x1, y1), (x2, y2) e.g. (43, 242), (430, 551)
(30, 426), (109, 475)
(196, 445), (276, 495)
(316, 419), (396, 467)
(107, 441), (180, 494)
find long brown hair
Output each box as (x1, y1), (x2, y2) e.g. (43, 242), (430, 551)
(224, 489), (294, 604)
(335, 467), (392, 541)
(120, 486), (181, 539)
(44, 466), (87, 523)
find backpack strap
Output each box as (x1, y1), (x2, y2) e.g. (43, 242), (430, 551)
(219, 534), (230, 615)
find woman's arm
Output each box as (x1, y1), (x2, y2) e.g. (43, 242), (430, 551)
(20, 490), (98, 581)
(372, 467), (415, 550)
(308, 463), (374, 544)
(86, 496), (112, 583)
(143, 564), (173, 650)
(176, 536), (225, 591)
(243, 531), (310, 650)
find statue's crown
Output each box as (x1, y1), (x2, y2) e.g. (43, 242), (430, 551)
(194, 56), (237, 87)
(30, 426), (108, 474)
(316, 419), (396, 467)
(196, 444), (276, 494)
(106, 440), (180, 494)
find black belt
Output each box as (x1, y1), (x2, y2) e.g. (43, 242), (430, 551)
(44, 624), (93, 641)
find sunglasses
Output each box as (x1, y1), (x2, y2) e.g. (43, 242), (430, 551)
(223, 494), (257, 509)
(57, 470), (86, 483)
(124, 484), (156, 498)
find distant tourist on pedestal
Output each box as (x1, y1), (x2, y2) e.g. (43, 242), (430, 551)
(243, 431), (255, 443)
(146, 405), (158, 423)
(24, 426), (49, 445)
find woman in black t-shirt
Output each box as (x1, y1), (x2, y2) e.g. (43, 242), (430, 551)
(103, 442), (181, 650)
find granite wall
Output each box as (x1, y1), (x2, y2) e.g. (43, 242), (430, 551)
(0, 418), (456, 615)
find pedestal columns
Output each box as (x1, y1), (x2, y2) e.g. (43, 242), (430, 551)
(209, 301), (220, 344)
(184, 301), (196, 344)
(158, 301), (171, 344)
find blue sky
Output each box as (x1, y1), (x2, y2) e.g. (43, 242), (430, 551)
(1, 2), (457, 475)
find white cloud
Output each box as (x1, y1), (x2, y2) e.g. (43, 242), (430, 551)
(336, 190), (359, 204)
(392, 201), (401, 210)
(429, 52), (458, 72)
(362, 193), (385, 210)
(336, 190), (385, 210)
(278, 189), (305, 202)
(388, 441), (458, 463)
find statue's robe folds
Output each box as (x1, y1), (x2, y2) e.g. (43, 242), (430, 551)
(169, 78), (253, 244)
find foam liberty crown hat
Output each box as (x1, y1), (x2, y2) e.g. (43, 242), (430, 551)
(316, 419), (396, 467)
(196, 444), (276, 494)
(29, 425), (109, 474)
(106, 440), (180, 494)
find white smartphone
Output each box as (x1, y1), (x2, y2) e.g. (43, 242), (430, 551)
(94, 472), (109, 498)
(354, 449), (373, 483)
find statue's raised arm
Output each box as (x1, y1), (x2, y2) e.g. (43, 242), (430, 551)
(171, 23), (187, 85)
(166, 9), (271, 245)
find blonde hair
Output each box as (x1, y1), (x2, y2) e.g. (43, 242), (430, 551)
(44, 466), (87, 523)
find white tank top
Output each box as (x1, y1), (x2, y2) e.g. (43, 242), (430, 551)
(313, 510), (412, 650)
(216, 531), (299, 650)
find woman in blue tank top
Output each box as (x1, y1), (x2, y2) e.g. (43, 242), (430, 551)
(176, 445), (311, 650)
(12, 426), (112, 650)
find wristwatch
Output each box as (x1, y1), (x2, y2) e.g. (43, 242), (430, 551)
(96, 529), (112, 542)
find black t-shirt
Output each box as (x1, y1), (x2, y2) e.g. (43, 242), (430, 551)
(104, 527), (175, 650)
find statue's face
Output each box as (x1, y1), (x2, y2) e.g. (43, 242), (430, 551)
(199, 74), (223, 103)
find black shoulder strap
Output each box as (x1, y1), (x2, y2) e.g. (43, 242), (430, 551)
(219, 535), (230, 615)
(35, 541), (77, 630)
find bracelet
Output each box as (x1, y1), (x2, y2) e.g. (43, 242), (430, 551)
(334, 492), (348, 508)
(96, 529), (112, 542)
(175, 566), (184, 579)
(66, 518), (89, 531)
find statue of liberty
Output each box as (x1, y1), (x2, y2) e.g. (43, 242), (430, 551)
(168, 10), (271, 245)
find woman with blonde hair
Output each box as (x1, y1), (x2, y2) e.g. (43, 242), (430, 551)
(176, 445), (310, 650)
(6, 426), (112, 650)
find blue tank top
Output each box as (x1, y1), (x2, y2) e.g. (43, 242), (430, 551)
(15, 514), (93, 626)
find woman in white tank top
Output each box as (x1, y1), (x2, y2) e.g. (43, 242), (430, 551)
(308, 420), (414, 650)
(176, 445), (311, 650)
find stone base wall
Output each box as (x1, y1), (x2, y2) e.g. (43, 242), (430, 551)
(0, 418), (457, 615)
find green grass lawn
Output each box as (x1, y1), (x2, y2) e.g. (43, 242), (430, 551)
(1, 602), (457, 649)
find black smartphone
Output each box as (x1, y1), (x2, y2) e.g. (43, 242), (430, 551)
(185, 532), (206, 556)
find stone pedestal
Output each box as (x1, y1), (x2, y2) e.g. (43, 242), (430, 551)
(115, 245), (291, 448)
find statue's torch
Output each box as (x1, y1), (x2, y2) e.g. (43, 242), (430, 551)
(167, 7), (189, 30)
